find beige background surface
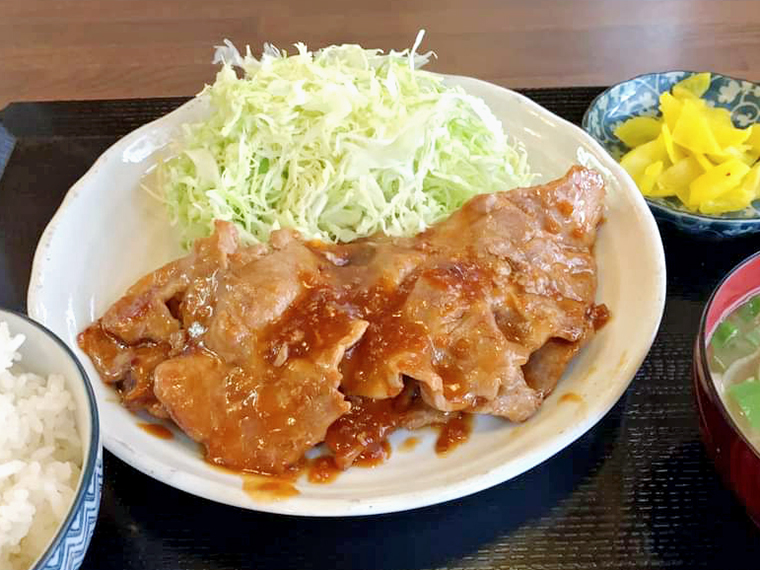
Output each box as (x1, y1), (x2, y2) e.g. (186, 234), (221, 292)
(2, 0), (760, 107)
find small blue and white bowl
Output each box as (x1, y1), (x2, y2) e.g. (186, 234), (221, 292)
(582, 71), (760, 238)
(0, 309), (102, 570)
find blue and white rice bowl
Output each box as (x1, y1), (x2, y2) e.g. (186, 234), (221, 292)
(0, 309), (102, 570)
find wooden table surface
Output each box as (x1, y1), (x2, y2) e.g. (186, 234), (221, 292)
(2, 0), (760, 108)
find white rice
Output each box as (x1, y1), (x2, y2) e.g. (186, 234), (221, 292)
(0, 322), (82, 570)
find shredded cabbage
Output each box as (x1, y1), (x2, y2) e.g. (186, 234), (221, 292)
(155, 31), (534, 246)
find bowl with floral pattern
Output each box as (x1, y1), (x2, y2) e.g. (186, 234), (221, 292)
(582, 71), (760, 238)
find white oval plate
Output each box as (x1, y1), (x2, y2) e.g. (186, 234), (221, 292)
(27, 75), (666, 516)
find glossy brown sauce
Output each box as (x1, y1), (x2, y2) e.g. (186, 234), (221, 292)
(400, 436), (420, 452)
(262, 256), (439, 398)
(556, 199), (574, 217)
(558, 392), (583, 404)
(427, 262), (493, 402)
(137, 422), (174, 440)
(205, 457), (302, 500)
(325, 396), (403, 468)
(435, 414), (473, 455)
(78, 323), (170, 415)
(204, 458), (240, 475)
(76, 324), (129, 383)
(307, 456), (342, 484)
(340, 279), (429, 395)
(354, 440), (392, 467)
(424, 262), (487, 300)
(242, 476), (300, 501)
(263, 283), (355, 363)
(344, 260), (490, 403)
(589, 304), (610, 331)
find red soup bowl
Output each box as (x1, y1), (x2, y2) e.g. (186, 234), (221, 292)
(694, 250), (760, 526)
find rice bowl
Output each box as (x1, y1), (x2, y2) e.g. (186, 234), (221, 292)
(0, 310), (101, 570)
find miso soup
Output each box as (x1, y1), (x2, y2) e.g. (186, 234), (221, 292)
(708, 292), (760, 447)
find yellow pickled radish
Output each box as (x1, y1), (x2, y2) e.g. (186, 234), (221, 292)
(708, 145), (760, 167)
(656, 155), (703, 199)
(698, 185), (755, 215)
(637, 161), (665, 195)
(614, 116), (662, 148)
(620, 135), (668, 180)
(692, 152), (715, 172)
(614, 72), (759, 214)
(659, 92), (683, 131)
(742, 148), (760, 166)
(661, 123), (686, 163)
(741, 163), (760, 199)
(688, 158), (751, 207)
(672, 72), (711, 100)
(707, 106), (751, 148)
(649, 183), (677, 198)
(699, 163), (760, 214)
(675, 184), (692, 207)
(672, 100), (723, 154)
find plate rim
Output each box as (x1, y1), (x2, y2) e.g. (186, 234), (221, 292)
(26, 74), (667, 516)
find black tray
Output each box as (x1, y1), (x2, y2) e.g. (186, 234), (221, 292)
(1, 88), (759, 570)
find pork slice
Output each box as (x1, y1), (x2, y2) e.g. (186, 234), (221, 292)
(523, 304), (609, 396)
(492, 287), (592, 355)
(344, 241), (427, 290)
(204, 235), (334, 365)
(400, 264), (537, 417)
(336, 244), (429, 400)
(77, 221), (241, 416)
(398, 400), (455, 431)
(401, 278), (546, 422)
(468, 368), (543, 422)
(98, 258), (186, 345)
(404, 167), (604, 419)
(338, 315), (431, 400)
(522, 338), (583, 398)
(154, 233), (370, 473)
(77, 324), (134, 384)
(119, 343), (171, 419)
(154, 349), (352, 474)
(485, 168), (603, 341)
(100, 220), (239, 344)
(424, 166), (603, 304)
(508, 165), (606, 248)
(76, 324), (170, 417)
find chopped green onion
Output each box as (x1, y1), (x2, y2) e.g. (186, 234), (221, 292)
(739, 295), (760, 321)
(728, 378), (760, 430)
(712, 320), (739, 349)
